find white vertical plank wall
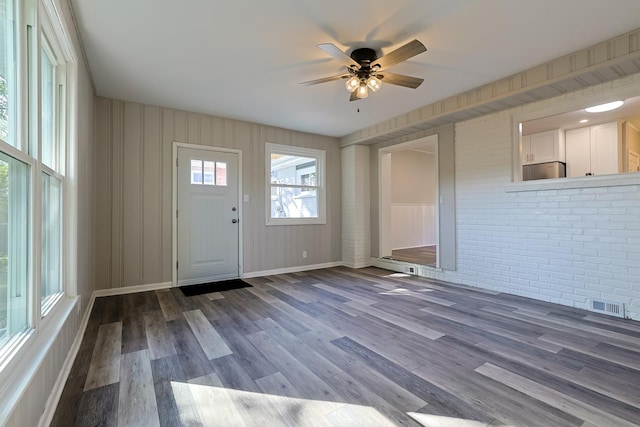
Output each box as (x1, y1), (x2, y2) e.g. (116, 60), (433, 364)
(93, 99), (342, 289)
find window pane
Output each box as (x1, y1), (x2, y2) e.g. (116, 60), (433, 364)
(215, 162), (227, 186)
(270, 186), (317, 218)
(190, 159), (202, 184)
(203, 161), (215, 185)
(41, 173), (61, 312)
(41, 49), (56, 168)
(0, 153), (29, 347)
(0, 0), (17, 146)
(270, 154), (316, 186)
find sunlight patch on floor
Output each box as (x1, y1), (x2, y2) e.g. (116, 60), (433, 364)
(171, 381), (398, 426)
(407, 412), (514, 427)
(385, 273), (411, 278)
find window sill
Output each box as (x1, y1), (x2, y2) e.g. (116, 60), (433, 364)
(505, 173), (640, 193)
(266, 217), (326, 226)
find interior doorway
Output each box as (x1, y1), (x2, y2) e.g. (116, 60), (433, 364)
(379, 135), (439, 268)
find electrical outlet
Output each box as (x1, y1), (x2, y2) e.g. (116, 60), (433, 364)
(408, 266), (416, 274)
(302, 250), (308, 258)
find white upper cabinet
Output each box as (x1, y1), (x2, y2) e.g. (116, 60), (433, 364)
(565, 122), (620, 177)
(521, 129), (565, 165)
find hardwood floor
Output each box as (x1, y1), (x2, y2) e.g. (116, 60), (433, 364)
(51, 267), (640, 426)
(388, 246), (436, 267)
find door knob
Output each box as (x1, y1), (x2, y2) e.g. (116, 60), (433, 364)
(232, 219), (238, 223)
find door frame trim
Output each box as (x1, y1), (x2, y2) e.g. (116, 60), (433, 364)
(172, 142), (243, 287)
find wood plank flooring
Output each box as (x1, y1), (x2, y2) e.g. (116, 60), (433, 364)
(388, 246), (437, 267)
(51, 267), (640, 426)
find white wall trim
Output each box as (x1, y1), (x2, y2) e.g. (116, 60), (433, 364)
(94, 281), (173, 298)
(242, 262), (343, 278)
(506, 172), (640, 192)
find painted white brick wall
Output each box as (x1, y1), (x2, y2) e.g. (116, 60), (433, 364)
(435, 78), (640, 320)
(353, 74), (640, 320)
(342, 145), (371, 268)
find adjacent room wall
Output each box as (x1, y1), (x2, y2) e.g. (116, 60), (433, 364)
(93, 99), (342, 289)
(390, 150), (436, 205)
(390, 150), (436, 248)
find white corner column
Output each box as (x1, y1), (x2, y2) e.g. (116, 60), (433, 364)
(341, 145), (371, 268)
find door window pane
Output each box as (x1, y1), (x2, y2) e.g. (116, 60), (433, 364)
(41, 173), (62, 313)
(0, 153), (29, 347)
(190, 159), (227, 186)
(203, 161), (215, 185)
(215, 162), (227, 186)
(190, 159), (202, 184)
(0, 0), (17, 147)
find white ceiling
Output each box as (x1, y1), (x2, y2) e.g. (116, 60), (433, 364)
(71, 0), (640, 138)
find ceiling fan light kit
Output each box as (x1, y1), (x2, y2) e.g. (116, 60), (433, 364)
(300, 39), (427, 101)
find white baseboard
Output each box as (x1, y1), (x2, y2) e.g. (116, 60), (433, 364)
(242, 262), (343, 278)
(93, 281), (173, 297)
(342, 260), (374, 269)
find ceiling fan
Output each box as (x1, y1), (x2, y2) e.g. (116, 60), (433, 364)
(300, 39), (427, 101)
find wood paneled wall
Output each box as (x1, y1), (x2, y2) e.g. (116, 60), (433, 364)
(94, 98), (342, 289)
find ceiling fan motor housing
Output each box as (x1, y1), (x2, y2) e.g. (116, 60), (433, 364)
(350, 48), (378, 70)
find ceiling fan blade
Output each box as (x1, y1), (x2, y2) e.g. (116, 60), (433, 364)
(373, 39), (426, 70)
(349, 91), (359, 102)
(318, 43), (360, 68)
(299, 74), (349, 86)
(379, 72), (424, 89)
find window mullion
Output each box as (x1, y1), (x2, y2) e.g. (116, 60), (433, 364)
(31, 160), (41, 327)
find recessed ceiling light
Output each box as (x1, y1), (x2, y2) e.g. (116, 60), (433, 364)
(579, 119), (589, 123)
(585, 100), (624, 113)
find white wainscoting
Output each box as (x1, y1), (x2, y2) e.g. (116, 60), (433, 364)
(391, 203), (436, 249)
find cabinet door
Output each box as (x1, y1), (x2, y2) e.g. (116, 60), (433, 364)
(565, 127), (591, 177)
(590, 122), (618, 175)
(521, 135), (532, 165)
(530, 130), (559, 164)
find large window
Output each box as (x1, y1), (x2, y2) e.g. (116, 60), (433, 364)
(0, 153), (29, 349)
(266, 143), (326, 225)
(0, 0), (70, 362)
(0, 0), (17, 148)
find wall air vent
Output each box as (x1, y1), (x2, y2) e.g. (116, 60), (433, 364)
(589, 299), (624, 318)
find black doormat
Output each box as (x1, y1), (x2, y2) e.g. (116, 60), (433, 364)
(179, 279), (252, 297)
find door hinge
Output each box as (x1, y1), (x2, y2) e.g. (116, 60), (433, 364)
(176, 261), (179, 269)
(176, 209), (178, 218)
(176, 157), (178, 167)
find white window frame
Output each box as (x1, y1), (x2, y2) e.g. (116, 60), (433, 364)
(37, 4), (66, 316)
(0, 0), (75, 375)
(265, 143), (326, 226)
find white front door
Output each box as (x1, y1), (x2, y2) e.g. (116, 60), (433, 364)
(177, 147), (239, 285)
